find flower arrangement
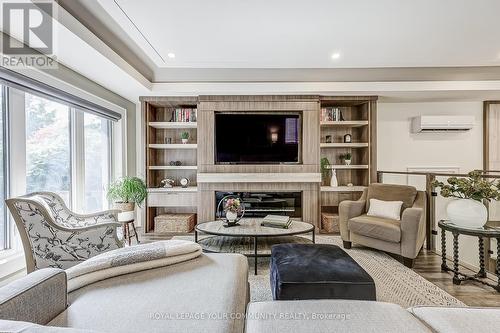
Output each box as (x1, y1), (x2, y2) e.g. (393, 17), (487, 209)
(432, 170), (500, 202)
(224, 197), (241, 213)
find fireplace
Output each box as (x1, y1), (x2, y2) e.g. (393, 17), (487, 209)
(215, 191), (302, 219)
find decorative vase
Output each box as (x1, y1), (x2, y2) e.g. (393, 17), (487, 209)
(446, 199), (488, 227)
(226, 210), (238, 223)
(181, 138), (188, 144)
(330, 169), (338, 187)
(344, 159), (352, 165)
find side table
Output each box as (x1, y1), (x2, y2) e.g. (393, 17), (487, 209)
(438, 220), (500, 292)
(122, 219), (140, 246)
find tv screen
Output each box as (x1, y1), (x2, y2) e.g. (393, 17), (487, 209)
(215, 113), (301, 164)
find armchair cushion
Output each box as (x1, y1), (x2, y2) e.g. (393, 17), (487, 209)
(366, 183), (417, 213)
(367, 198), (404, 221)
(348, 214), (401, 243)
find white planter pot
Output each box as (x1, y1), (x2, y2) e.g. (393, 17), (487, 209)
(226, 210), (238, 222)
(344, 159), (352, 165)
(446, 199), (488, 227)
(181, 138), (188, 144)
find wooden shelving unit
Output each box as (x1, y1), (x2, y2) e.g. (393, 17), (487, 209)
(320, 143), (368, 148)
(319, 97), (377, 233)
(143, 97), (199, 234)
(320, 120), (369, 127)
(149, 144), (198, 149)
(149, 122), (198, 129)
(320, 186), (366, 192)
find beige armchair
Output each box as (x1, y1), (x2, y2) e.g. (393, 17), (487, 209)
(339, 183), (426, 268)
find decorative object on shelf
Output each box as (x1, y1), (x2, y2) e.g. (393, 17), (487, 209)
(320, 157), (332, 186)
(330, 169), (338, 187)
(107, 176), (147, 212)
(159, 178), (175, 188)
(433, 170), (500, 227)
(164, 137), (172, 144)
(180, 131), (190, 144)
(325, 135), (332, 143)
(341, 153), (352, 165)
(169, 161), (182, 166)
(180, 177), (190, 188)
(216, 195), (245, 227)
(344, 134), (352, 143)
(347, 183), (354, 187)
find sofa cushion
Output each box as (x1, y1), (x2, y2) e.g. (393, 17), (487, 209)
(348, 214), (401, 243)
(49, 253), (248, 333)
(366, 183), (417, 213)
(246, 300), (432, 333)
(0, 320), (101, 332)
(408, 306), (500, 333)
(270, 244), (376, 301)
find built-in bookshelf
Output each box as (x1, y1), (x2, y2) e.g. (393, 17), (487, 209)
(143, 97), (199, 233)
(319, 96), (377, 233)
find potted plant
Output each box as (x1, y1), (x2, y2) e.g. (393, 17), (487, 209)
(321, 157), (332, 186)
(341, 153), (352, 165)
(432, 170), (500, 227)
(181, 132), (190, 144)
(107, 176), (147, 212)
(224, 197), (241, 224)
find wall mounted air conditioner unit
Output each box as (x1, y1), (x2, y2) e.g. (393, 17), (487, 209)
(411, 115), (474, 133)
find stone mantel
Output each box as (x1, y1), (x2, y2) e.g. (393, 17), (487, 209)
(197, 173), (321, 183)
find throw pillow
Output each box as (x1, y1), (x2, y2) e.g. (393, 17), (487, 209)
(367, 198), (404, 221)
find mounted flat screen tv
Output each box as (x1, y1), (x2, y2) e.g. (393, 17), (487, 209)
(215, 113), (301, 164)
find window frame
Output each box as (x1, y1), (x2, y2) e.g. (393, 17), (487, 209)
(5, 89), (117, 252)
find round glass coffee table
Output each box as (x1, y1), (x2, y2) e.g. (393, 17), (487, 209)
(195, 218), (315, 275)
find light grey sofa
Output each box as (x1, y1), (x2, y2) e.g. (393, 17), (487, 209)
(245, 300), (500, 333)
(0, 253), (249, 333)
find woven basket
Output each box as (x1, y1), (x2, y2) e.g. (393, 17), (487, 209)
(321, 213), (340, 233)
(113, 202), (135, 212)
(154, 213), (196, 233)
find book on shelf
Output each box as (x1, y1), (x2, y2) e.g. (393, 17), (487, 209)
(171, 108), (197, 122)
(261, 215), (292, 229)
(320, 107), (344, 122)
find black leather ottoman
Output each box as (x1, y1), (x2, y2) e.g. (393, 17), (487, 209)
(270, 243), (376, 300)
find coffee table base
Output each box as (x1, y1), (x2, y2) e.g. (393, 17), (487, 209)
(197, 235), (314, 275)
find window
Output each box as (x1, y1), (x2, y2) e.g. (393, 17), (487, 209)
(84, 113), (111, 212)
(0, 87), (6, 250)
(25, 94), (71, 203)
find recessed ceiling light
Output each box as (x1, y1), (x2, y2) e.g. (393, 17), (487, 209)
(167, 52), (176, 59)
(331, 52), (341, 60)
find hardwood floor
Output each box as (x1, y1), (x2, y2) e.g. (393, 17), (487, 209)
(139, 230), (500, 306)
(413, 249), (500, 307)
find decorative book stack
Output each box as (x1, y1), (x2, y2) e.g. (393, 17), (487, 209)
(261, 215), (292, 229)
(171, 108), (197, 122)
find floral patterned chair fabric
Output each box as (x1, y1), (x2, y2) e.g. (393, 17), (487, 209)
(6, 192), (124, 273)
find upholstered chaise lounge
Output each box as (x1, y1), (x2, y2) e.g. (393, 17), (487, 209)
(6, 192), (123, 273)
(339, 183), (426, 267)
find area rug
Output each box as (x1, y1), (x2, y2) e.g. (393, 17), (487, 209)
(173, 235), (465, 308)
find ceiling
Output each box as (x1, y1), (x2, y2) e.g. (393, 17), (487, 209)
(60, 0), (500, 83)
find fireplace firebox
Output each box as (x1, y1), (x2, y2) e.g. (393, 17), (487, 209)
(215, 191), (302, 219)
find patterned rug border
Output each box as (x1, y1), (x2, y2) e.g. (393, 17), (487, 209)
(173, 235), (465, 308)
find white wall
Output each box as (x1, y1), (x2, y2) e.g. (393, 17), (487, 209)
(377, 101), (484, 268)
